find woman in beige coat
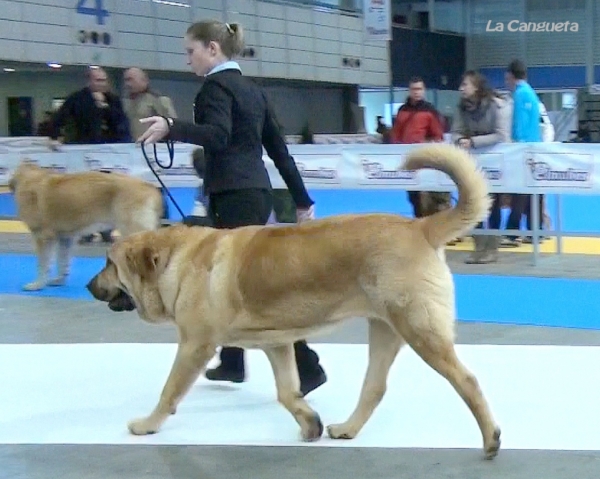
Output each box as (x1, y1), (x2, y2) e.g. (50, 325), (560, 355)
(451, 70), (513, 264)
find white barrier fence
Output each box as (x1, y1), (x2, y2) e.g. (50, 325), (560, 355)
(0, 137), (599, 196)
(1, 137), (599, 265)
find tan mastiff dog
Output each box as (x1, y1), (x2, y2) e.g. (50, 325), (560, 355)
(86, 144), (501, 460)
(9, 160), (164, 291)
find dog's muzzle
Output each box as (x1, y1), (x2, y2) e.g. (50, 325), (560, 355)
(86, 277), (136, 312)
(108, 290), (136, 312)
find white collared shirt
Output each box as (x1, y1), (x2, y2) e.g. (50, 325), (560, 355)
(206, 60), (242, 76)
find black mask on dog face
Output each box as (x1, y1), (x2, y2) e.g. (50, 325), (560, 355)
(108, 289), (136, 312)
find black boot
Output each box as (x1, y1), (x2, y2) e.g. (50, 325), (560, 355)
(100, 230), (114, 243)
(205, 347), (246, 383)
(294, 341), (327, 396)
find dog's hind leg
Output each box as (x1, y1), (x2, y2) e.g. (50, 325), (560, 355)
(48, 236), (73, 286)
(23, 232), (56, 291)
(327, 319), (405, 440)
(396, 299), (501, 460)
(263, 343), (324, 442)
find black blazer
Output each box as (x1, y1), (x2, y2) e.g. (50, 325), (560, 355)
(167, 69), (313, 208)
(49, 87), (131, 144)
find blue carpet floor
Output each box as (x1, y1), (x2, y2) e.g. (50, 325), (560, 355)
(2, 254), (599, 330)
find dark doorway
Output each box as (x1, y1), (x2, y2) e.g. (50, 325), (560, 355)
(8, 96), (34, 136)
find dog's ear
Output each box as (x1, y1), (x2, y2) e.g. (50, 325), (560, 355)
(125, 246), (159, 281)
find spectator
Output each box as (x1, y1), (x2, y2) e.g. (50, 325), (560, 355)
(48, 67), (130, 146)
(48, 67), (130, 244)
(122, 67), (177, 141)
(521, 101), (555, 243)
(36, 111), (54, 137)
(451, 70), (512, 264)
(389, 76), (447, 221)
(502, 59), (541, 247)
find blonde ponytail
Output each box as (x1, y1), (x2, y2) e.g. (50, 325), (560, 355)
(187, 20), (245, 59)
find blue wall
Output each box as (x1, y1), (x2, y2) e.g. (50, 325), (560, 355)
(479, 66), (586, 90)
(391, 27), (466, 90)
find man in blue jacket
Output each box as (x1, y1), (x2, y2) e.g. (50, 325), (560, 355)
(502, 59), (541, 246)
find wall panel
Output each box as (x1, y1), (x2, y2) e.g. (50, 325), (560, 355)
(0, 0), (389, 86)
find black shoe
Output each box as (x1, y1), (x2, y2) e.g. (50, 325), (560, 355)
(205, 365), (246, 383)
(300, 366), (327, 397)
(78, 234), (95, 245)
(100, 230), (114, 243)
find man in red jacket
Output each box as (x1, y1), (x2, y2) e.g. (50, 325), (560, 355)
(390, 76), (445, 218)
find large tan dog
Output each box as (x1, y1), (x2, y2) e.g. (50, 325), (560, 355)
(9, 160), (164, 291)
(86, 144), (501, 460)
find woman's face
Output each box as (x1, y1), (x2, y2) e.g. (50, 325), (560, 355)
(460, 76), (477, 99)
(185, 35), (220, 76)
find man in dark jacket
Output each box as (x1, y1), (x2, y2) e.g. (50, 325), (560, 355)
(49, 67), (131, 244)
(49, 67), (131, 146)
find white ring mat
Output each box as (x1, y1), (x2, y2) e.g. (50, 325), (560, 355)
(0, 342), (597, 450)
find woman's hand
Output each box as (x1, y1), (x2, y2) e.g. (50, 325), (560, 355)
(137, 116), (169, 144)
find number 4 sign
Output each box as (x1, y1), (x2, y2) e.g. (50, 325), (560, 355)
(76, 0), (110, 26)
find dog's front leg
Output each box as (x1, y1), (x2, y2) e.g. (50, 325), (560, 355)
(23, 233), (56, 291)
(263, 344), (324, 442)
(48, 236), (73, 286)
(127, 341), (214, 436)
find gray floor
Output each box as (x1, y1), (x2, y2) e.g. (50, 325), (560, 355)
(2, 236), (600, 478)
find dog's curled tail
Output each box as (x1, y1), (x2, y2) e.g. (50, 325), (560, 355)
(402, 143), (491, 249)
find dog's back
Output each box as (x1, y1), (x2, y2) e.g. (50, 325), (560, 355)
(11, 163), (163, 235)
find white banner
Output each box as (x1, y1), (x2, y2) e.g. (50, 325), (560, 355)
(2, 139), (600, 195)
(363, 0), (392, 42)
(522, 149), (595, 190)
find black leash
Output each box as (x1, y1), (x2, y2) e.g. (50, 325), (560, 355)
(140, 139), (186, 219)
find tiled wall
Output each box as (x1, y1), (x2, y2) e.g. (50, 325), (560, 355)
(0, 0), (389, 86)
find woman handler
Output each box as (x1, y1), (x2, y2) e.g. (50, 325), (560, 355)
(137, 20), (327, 396)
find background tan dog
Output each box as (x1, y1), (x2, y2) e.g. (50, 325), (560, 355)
(9, 160), (164, 291)
(87, 144), (501, 460)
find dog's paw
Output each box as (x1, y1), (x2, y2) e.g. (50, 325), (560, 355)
(127, 417), (160, 436)
(23, 281), (45, 291)
(47, 276), (66, 287)
(300, 413), (323, 442)
(326, 423), (357, 440)
(484, 427), (501, 460)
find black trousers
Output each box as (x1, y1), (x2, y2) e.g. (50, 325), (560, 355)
(208, 188), (321, 374)
(505, 194), (544, 239)
(476, 193), (501, 230)
(524, 194), (544, 232)
(505, 194), (526, 240)
(411, 191), (502, 234)
(407, 191), (423, 218)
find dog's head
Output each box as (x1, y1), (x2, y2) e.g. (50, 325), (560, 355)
(8, 159), (44, 193)
(86, 231), (173, 324)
